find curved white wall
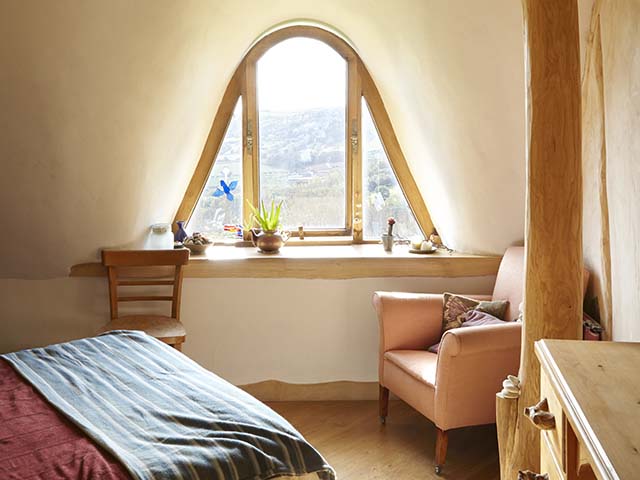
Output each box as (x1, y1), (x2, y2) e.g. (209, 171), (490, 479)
(0, 1), (525, 385)
(0, 275), (496, 384)
(1, 0), (525, 279)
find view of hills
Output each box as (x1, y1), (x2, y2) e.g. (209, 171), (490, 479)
(188, 106), (421, 240)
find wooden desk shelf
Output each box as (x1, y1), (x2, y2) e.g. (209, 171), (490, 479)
(535, 340), (640, 480)
(70, 245), (501, 280)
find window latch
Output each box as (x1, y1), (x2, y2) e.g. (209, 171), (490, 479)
(350, 120), (358, 154)
(246, 120), (254, 154)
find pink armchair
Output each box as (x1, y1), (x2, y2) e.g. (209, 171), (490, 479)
(372, 247), (525, 475)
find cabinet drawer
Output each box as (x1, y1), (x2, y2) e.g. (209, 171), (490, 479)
(541, 432), (565, 480)
(540, 368), (565, 471)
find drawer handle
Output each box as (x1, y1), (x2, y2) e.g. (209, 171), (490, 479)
(518, 470), (550, 480)
(524, 398), (556, 430)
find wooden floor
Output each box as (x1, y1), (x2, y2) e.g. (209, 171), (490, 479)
(268, 401), (500, 480)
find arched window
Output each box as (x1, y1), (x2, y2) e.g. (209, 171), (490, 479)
(178, 26), (433, 243)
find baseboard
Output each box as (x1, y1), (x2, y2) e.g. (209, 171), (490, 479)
(238, 380), (381, 401)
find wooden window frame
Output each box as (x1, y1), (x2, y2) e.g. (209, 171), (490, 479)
(174, 25), (434, 244)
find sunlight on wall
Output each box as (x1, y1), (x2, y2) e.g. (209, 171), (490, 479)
(1, 0), (525, 278)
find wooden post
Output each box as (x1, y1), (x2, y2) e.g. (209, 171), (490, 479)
(496, 394), (519, 476)
(497, 1), (583, 478)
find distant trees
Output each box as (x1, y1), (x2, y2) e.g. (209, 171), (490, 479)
(188, 106), (421, 240)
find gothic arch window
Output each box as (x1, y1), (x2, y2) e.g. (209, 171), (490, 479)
(176, 25), (433, 243)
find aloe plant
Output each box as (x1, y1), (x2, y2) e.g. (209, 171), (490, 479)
(246, 200), (283, 232)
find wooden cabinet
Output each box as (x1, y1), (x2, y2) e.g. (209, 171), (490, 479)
(534, 340), (640, 480)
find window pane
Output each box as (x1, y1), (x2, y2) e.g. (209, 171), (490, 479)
(362, 98), (422, 240)
(188, 99), (243, 240)
(257, 38), (346, 230)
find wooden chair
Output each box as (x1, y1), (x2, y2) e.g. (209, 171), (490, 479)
(99, 249), (190, 351)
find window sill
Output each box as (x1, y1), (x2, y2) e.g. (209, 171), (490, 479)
(69, 245), (501, 279)
(216, 237), (380, 247)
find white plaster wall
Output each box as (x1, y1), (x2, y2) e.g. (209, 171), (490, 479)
(581, 0), (640, 342)
(0, 275), (495, 384)
(599, 0), (640, 341)
(0, 0), (525, 279)
(0, 1), (520, 381)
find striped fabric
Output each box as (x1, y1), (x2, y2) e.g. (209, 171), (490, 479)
(2, 331), (335, 480)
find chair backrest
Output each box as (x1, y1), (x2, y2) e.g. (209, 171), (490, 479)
(492, 246), (590, 322)
(102, 249), (190, 321)
(491, 247), (525, 321)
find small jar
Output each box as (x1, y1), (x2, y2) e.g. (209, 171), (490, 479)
(147, 223), (173, 249)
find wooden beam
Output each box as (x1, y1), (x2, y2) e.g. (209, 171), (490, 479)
(497, 1), (583, 477)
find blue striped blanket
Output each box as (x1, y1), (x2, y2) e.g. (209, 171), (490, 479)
(2, 331), (335, 480)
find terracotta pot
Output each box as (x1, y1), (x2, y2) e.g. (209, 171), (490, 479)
(250, 229), (289, 253)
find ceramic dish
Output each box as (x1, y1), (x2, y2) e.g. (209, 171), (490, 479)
(409, 248), (436, 255)
(184, 243), (209, 255)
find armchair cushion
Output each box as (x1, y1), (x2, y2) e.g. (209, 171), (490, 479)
(475, 300), (509, 319)
(384, 350), (437, 386)
(442, 293), (511, 332)
(442, 293), (480, 331)
(463, 310), (507, 326)
(427, 311), (506, 353)
(382, 350), (438, 420)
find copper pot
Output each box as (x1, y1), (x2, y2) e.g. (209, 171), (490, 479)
(250, 229), (289, 253)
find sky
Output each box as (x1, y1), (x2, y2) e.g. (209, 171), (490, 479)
(257, 37), (346, 112)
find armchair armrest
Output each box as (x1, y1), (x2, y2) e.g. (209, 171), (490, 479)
(438, 321), (522, 358)
(372, 292), (444, 353)
(434, 322), (521, 430)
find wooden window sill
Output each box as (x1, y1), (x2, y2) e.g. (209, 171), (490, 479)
(216, 237), (380, 247)
(69, 245), (501, 279)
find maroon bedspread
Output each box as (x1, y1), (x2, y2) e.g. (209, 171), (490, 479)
(0, 359), (130, 480)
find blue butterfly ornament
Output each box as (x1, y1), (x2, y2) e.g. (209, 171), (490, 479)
(213, 180), (238, 201)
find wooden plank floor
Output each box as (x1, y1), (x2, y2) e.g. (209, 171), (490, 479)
(268, 401), (500, 480)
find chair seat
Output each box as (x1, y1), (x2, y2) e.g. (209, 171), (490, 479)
(99, 315), (186, 345)
(384, 350), (438, 386)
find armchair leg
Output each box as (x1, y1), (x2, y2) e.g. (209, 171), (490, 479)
(379, 385), (389, 424)
(434, 428), (448, 475)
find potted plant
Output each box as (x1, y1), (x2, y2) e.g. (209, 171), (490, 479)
(381, 217), (395, 252)
(246, 200), (289, 253)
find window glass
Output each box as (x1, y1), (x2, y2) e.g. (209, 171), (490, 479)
(188, 99), (243, 240)
(362, 98), (422, 240)
(257, 38), (347, 230)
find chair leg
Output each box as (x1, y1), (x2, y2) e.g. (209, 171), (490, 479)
(434, 428), (448, 475)
(379, 385), (389, 424)
(173, 342), (183, 352)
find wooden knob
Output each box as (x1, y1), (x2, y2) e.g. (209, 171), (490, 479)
(518, 470), (550, 480)
(524, 398), (556, 430)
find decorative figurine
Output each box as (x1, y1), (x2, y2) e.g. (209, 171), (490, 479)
(518, 471), (549, 480)
(524, 398), (556, 430)
(174, 220), (188, 243)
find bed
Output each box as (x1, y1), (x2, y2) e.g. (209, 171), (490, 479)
(0, 330), (335, 480)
